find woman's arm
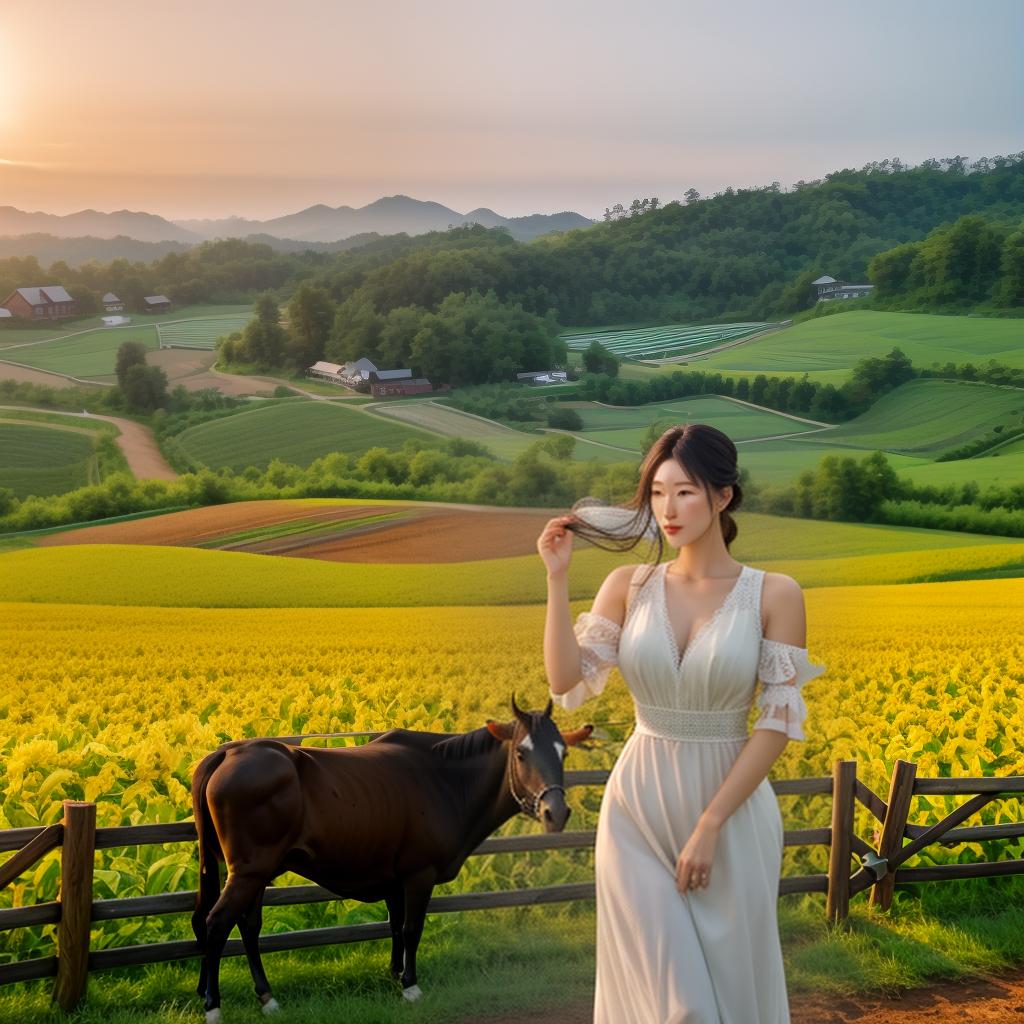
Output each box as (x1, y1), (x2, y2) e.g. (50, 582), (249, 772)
(545, 564), (631, 695)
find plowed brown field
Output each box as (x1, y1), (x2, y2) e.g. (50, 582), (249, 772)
(38, 500), (557, 562)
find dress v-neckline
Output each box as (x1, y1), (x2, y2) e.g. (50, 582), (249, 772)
(658, 562), (748, 673)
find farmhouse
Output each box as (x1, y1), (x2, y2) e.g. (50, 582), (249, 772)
(517, 369), (569, 386)
(369, 371), (433, 397)
(1, 286), (77, 321)
(102, 292), (125, 313)
(143, 295), (172, 313)
(811, 275), (874, 301)
(307, 360), (348, 384)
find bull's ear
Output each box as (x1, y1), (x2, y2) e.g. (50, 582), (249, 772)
(486, 719), (515, 741)
(561, 724), (595, 746)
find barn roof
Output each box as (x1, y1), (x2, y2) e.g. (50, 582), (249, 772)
(102, 292), (121, 302)
(374, 368), (413, 380)
(0, 307), (12, 318)
(811, 275), (837, 285)
(144, 294), (170, 304)
(310, 360), (344, 374)
(16, 285), (74, 304)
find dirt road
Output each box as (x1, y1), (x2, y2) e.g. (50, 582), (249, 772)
(458, 963), (1024, 1023)
(0, 406), (178, 481)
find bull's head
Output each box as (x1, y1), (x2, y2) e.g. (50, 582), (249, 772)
(486, 694), (594, 832)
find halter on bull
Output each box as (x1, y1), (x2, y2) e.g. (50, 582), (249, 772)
(191, 697), (593, 1022)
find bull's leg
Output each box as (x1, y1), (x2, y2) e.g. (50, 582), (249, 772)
(399, 869), (436, 1001)
(384, 887), (406, 979)
(238, 890), (278, 1015)
(202, 873), (266, 1024)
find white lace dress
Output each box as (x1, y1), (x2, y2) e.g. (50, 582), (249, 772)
(553, 562), (826, 1024)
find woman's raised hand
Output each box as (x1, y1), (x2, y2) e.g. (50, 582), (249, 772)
(537, 514), (577, 577)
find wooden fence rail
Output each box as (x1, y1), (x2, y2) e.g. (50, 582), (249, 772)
(1, 736), (1022, 1012)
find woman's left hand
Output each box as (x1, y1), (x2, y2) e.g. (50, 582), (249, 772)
(675, 820), (720, 893)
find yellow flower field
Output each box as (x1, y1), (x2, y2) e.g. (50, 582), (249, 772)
(1, 575), (1023, 959)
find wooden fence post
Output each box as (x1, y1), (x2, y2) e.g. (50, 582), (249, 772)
(870, 759), (917, 913)
(826, 760), (857, 924)
(52, 801), (96, 1011)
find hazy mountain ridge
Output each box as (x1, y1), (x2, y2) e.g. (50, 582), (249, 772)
(0, 195), (594, 248)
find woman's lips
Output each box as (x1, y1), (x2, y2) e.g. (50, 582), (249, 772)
(664, 525), (681, 534)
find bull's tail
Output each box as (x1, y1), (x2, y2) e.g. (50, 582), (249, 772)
(191, 748), (227, 975)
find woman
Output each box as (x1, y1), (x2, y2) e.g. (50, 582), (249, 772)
(536, 424), (825, 1024)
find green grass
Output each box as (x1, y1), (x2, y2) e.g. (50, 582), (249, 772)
(0, 326), (159, 379)
(367, 401), (630, 463)
(653, 310), (1024, 385)
(561, 321), (774, 359)
(0, 422), (98, 498)
(3, 890), (1024, 1022)
(563, 396), (818, 453)
(175, 401), (437, 471)
(0, 305), (252, 348)
(2, 506), (1020, 606)
(805, 380), (1024, 455)
(156, 314), (253, 350)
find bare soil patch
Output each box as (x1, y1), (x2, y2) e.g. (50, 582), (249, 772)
(457, 964), (1024, 1023)
(147, 347), (218, 380)
(282, 507), (552, 562)
(0, 362), (93, 389)
(38, 500), (555, 562)
(38, 500), (389, 547)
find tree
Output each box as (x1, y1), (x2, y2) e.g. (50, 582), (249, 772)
(115, 341), (149, 388)
(121, 363), (168, 413)
(582, 340), (619, 377)
(239, 293), (287, 369)
(286, 285), (334, 368)
(683, 189), (701, 205)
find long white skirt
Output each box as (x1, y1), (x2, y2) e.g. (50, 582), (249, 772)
(593, 731), (790, 1024)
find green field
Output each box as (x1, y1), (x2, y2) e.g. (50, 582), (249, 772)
(0, 304), (251, 348)
(3, 505), (1021, 607)
(615, 311), (1024, 386)
(0, 422), (98, 498)
(0, 325), (159, 379)
(561, 321), (775, 359)
(805, 380), (1024, 455)
(368, 400), (631, 462)
(156, 313), (253, 349)
(562, 396), (820, 452)
(175, 400), (438, 470)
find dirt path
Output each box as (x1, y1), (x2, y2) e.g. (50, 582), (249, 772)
(0, 405), (178, 481)
(458, 964), (1024, 1023)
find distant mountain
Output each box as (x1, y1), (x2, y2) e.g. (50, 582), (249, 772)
(0, 206), (201, 244)
(0, 196), (595, 255)
(176, 195), (595, 242)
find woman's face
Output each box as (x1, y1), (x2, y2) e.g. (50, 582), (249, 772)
(650, 459), (730, 549)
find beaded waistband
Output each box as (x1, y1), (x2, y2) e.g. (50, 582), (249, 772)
(633, 702), (749, 742)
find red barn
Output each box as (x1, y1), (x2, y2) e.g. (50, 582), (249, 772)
(2, 286), (77, 321)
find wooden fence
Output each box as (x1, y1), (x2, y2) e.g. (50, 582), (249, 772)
(2, 733), (1023, 1012)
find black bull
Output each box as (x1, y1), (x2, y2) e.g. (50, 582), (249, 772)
(191, 698), (593, 1020)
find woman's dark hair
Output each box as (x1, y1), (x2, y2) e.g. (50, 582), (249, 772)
(567, 423), (743, 585)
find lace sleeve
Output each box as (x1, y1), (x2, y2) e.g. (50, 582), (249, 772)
(752, 638), (826, 742)
(550, 611), (621, 711)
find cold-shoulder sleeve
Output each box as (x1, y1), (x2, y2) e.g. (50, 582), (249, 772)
(550, 611), (621, 711)
(752, 638), (826, 742)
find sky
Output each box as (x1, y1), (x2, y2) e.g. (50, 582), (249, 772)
(1, 0), (1021, 222)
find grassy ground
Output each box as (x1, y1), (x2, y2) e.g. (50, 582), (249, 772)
(0, 422), (99, 498)
(174, 401), (437, 471)
(625, 310), (1024, 385)
(3, 890), (1024, 1022)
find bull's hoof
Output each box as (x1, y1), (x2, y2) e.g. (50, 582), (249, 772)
(205, 1010), (223, 1024)
(402, 985), (423, 1002)
(261, 996), (280, 1015)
